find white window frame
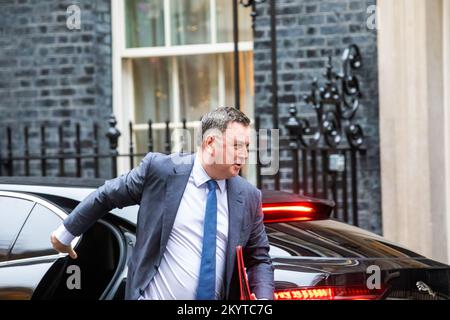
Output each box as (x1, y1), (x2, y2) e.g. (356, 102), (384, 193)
(112, 0), (254, 174)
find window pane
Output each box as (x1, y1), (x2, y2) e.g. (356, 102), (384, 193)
(0, 197), (34, 262)
(132, 52), (254, 155)
(216, 0), (252, 43)
(178, 55), (218, 122)
(171, 0), (210, 45)
(10, 204), (62, 260)
(223, 51), (254, 119)
(126, 0), (165, 48)
(133, 57), (171, 124)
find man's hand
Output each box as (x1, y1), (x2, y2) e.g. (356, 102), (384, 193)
(51, 232), (78, 259)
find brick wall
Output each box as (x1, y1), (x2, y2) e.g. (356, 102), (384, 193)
(253, 0), (381, 234)
(0, 0), (112, 177)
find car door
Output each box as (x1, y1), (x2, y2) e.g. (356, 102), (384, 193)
(0, 191), (77, 300)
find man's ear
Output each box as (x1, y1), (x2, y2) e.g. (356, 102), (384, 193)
(204, 135), (215, 156)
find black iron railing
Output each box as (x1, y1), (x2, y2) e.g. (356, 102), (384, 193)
(256, 44), (366, 226)
(0, 110), (201, 179)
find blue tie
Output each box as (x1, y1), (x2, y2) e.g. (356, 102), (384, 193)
(196, 180), (218, 300)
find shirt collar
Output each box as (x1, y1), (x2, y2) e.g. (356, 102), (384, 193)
(192, 153), (226, 193)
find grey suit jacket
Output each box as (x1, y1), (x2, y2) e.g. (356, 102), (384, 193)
(63, 152), (274, 300)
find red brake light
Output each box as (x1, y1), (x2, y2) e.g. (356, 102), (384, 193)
(262, 202), (331, 223)
(275, 286), (386, 300)
(263, 205), (314, 213)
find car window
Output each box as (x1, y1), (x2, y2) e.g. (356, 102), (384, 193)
(267, 220), (423, 258)
(0, 196), (35, 262)
(10, 203), (63, 261)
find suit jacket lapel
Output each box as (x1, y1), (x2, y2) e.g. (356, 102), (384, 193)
(224, 177), (244, 297)
(159, 154), (195, 254)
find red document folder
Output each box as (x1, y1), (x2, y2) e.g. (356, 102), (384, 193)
(236, 246), (256, 300)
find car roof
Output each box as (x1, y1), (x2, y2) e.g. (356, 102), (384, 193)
(0, 177), (107, 188)
(0, 176), (335, 230)
(0, 176), (335, 206)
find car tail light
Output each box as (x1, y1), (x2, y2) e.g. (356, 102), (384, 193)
(262, 202), (332, 223)
(274, 286), (386, 300)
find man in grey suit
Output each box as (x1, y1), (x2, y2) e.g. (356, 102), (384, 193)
(51, 107), (274, 300)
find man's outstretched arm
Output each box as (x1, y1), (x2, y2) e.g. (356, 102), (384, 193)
(51, 153), (154, 257)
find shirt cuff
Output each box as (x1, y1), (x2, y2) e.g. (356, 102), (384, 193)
(54, 224), (76, 246)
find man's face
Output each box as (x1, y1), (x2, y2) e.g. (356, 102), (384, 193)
(204, 122), (250, 179)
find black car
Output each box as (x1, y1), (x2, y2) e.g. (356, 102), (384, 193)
(0, 177), (449, 300)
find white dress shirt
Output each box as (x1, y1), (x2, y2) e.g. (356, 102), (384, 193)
(54, 154), (229, 300)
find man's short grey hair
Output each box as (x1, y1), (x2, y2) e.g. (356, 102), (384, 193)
(199, 107), (250, 144)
